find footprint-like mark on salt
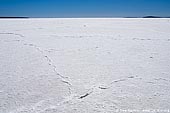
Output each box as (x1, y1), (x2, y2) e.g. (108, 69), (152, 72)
(98, 86), (108, 89)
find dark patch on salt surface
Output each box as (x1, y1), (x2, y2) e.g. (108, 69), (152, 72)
(98, 86), (108, 89)
(79, 93), (90, 99)
(113, 79), (126, 83)
(127, 76), (135, 78)
(0, 32), (24, 37)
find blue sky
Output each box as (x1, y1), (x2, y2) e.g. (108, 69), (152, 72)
(0, 0), (170, 17)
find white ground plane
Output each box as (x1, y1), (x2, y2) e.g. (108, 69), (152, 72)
(0, 18), (170, 113)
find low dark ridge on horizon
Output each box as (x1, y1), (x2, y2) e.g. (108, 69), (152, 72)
(0, 17), (29, 18)
(143, 16), (161, 18)
(125, 16), (170, 18)
(0, 16), (170, 19)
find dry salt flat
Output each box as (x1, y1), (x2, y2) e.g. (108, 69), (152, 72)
(0, 18), (170, 113)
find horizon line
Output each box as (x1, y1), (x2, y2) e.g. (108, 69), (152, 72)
(0, 16), (170, 19)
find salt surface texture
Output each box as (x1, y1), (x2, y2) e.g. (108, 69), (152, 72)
(0, 18), (170, 113)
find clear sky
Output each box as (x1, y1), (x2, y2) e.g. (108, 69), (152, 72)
(0, 0), (170, 17)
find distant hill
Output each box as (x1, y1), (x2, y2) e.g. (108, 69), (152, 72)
(124, 16), (170, 18)
(143, 16), (161, 18)
(0, 17), (29, 19)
